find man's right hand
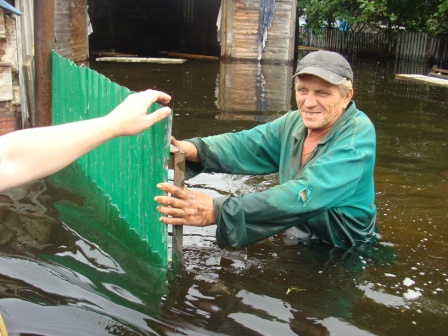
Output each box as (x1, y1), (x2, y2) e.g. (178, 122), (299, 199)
(171, 136), (201, 162)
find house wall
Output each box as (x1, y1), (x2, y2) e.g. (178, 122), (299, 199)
(0, 0), (89, 134)
(221, 0), (297, 64)
(0, 9), (21, 135)
(54, 0), (88, 64)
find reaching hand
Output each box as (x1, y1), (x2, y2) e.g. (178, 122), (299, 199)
(154, 182), (215, 226)
(105, 89), (172, 137)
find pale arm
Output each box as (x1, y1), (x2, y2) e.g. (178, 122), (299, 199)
(0, 89), (171, 192)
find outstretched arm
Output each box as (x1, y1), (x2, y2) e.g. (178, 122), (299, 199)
(0, 89), (171, 192)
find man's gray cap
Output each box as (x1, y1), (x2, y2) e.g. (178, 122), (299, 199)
(293, 50), (353, 84)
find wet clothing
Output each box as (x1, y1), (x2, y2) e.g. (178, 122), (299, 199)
(188, 101), (377, 250)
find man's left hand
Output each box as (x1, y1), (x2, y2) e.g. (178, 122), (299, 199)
(154, 183), (216, 227)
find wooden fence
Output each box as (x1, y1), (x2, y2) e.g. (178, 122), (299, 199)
(429, 36), (448, 68)
(298, 27), (448, 69)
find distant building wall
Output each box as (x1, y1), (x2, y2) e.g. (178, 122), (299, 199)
(54, 0), (89, 64)
(221, 0), (297, 64)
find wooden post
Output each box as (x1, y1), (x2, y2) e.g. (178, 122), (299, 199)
(34, 0), (54, 127)
(169, 145), (186, 270)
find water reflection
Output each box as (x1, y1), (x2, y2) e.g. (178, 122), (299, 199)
(0, 166), (168, 335)
(0, 57), (447, 335)
(215, 62), (293, 114)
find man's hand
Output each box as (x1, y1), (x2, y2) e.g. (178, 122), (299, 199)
(106, 89), (172, 137)
(154, 183), (216, 226)
(170, 137), (200, 162)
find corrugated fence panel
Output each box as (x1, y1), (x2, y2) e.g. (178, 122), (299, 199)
(51, 51), (170, 265)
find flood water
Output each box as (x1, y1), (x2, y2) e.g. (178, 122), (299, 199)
(1, 55), (447, 335)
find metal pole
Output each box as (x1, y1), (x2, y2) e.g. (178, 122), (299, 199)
(34, 0), (55, 127)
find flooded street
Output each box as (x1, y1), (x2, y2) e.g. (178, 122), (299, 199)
(0, 56), (447, 335)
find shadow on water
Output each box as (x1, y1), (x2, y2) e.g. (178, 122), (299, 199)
(0, 56), (447, 335)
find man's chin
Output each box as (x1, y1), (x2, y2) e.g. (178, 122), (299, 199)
(303, 121), (322, 129)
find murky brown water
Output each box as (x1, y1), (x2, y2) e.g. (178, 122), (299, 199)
(0, 56), (447, 335)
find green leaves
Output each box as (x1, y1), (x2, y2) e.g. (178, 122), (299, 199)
(298, 0), (448, 35)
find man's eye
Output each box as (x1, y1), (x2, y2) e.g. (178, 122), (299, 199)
(317, 92), (330, 96)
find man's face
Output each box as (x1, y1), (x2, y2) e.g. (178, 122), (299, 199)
(295, 75), (353, 131)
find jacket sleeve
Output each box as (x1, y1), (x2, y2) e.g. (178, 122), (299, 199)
(214, 139), (368, 248)
(188, 113), (289, 175)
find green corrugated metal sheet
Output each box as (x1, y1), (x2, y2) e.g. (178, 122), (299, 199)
(51, 51), (170, 265)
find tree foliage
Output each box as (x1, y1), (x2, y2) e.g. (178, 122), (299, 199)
(298, 0), (448, 36)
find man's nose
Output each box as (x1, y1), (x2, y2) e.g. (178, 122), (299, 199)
(303, 93), (317, 107)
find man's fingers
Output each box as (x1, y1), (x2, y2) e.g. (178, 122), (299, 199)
(170, 136), (181, 147)
(155, 195), (184, 207)
(156, 205), (185, 218)
(159, 216), (188, 226)
(156, 183), (190, 200)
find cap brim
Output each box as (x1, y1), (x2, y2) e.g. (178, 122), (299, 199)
(0, 0), (22, 16)
(293, 67), (346, 85)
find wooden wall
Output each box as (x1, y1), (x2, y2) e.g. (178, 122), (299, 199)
(1, 0), (90, 133)
(54, 0), (88, 64)
(221, 0), (297, 64)
(0, 9), (21, 135)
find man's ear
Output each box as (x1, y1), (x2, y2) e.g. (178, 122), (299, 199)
(345, 88), (354, 106)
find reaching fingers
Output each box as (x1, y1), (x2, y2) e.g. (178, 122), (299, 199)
(138, 89), (171, 105)
(152, 90), (171, 105)
(123, 90), (171, 113)
(147, 107), (171, 124)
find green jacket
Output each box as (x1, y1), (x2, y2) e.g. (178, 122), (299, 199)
(188, 101), (377, 249)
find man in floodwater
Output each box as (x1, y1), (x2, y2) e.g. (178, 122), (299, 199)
(155, 51), (377, 250)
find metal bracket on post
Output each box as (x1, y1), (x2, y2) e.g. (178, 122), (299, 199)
(169, 145), (186, 270)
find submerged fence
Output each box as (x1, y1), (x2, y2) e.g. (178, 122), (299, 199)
(51, 51), (171, 265)
(299, 27), (448, 69)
